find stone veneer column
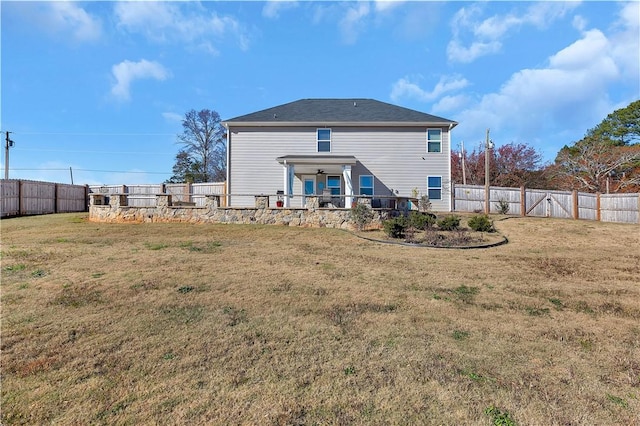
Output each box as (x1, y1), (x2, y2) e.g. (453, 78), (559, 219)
(156, 194), (172, 207)
(205, 195), (221, 209)
(109, 194), (128, 207)
(255, 195), (269, 209)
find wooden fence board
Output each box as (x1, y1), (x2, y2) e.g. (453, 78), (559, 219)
(1, 180), (88, 217)
(453, 184), (639, 224)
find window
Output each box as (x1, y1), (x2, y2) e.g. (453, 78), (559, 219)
(427, 129), (442, 153)
(317, 128), (331, 152)
(359, 175), (374, 196)
(327, 175), (341, 195)
(427, 176), (442, 200)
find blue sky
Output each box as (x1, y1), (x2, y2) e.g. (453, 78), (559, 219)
(1, 1), (638, 185)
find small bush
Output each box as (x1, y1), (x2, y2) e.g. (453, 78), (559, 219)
(408, 211), (436, 230)
(383, 216), (408, 238)
(496, 199), (510, 215)
(437, 215), (460, 231)
(350, 203), (374, 231)
(468, 215), (495, 232)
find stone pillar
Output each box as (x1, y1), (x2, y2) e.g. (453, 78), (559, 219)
(306, 196), (319, 210)
(205, 195), (221, 209)
(109, 194), (128, 207)
(359, 197), (372, 207)
(156, 194), (172, 207)
(90, 194), (106, 206)
(255, 195), (269, 209)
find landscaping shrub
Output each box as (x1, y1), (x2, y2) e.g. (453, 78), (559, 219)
(468, 214), (495, 232)
(350, 203), (374, 231)
(408, 211), (436, 230)
(437, 215), (460, 231)
(383, 216), (408, 238)
(496, 199), (510, 215)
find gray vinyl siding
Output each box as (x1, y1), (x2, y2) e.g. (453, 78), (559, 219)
(228, 125), (452, 211)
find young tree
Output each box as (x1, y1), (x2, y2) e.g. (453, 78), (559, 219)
(170, 109), (227, 183)
(166, 150), (201, 183)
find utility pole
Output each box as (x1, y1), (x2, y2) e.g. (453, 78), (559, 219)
(460, 140), (467, 185)
(484, 129), (493, 214)
(5, 131), (14, 180)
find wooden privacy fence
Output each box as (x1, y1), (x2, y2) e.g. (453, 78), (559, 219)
(1, 179), (89, 218)
(88, 182), (227, 207)
(453, 184), (640, 224)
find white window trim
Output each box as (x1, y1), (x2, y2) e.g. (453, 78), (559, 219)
(359, 174), (374, 196)
(426, 128), (442, 153)
(427, 175), (442, 200)
(317, 128), (331, 153)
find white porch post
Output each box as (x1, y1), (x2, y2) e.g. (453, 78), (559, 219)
(283, 161), (293, 208)
(343, 165), (353, 208)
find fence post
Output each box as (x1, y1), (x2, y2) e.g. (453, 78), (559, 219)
(572, 190), (579, 220)
(18, 180), (24, 215)
(186, 182), (192, 204)
(54, 183), (59, 214)
(637, 193), (640, 225)
(596, 192), (601, 221)
(520, 186), (526, 217)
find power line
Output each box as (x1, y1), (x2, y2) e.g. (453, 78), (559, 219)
(13, 148), (174, 155)
(8, 132), (176, 136)
(6, 168), (172, 175)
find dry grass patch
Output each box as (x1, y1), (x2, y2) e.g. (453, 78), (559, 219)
(1, 213), (639, 425)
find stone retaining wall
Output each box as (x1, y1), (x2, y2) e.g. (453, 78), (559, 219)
(89, 194), (394, 229)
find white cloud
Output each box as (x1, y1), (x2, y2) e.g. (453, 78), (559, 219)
(446, 39), (501, 64)
(263, 1), (299, 19)
(452, 23), (631, 158)
(339, 2), (371, 44)
(432, 94), (472, 114)
(448, 2), (581, 63)
(7, 1), (102, 42)
(162, 112), (183, 123)
(374, 0), (406, 13)
(114, 1), (251, 53)
(609, 2), (640, 83)
(390, 75), (469, 103)
(110, 59), (170, 102)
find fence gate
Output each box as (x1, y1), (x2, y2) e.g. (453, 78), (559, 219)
(525, 190), (573, 219)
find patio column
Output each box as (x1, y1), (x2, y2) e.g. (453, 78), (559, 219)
(343, 165), (353, 208)
(283, 161), (294, 208)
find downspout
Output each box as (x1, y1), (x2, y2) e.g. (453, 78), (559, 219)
(447, 123), (454, 212)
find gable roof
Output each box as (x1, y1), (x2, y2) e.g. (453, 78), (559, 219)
(223, 98), (457, 127)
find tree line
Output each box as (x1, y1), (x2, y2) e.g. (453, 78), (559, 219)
(169, 100), (640, 194)
(451, 100), (640, 193)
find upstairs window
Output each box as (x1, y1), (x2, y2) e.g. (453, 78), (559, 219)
(317, 129), (331, 152)
(427, 176), (442, 200)
(427, 129), (442, 153)
(359, 175), (374, 196)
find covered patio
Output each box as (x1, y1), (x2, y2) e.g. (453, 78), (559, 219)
(276, 155), (358, 208)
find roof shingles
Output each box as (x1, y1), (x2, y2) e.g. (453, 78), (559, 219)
(224, 98), (457, 125)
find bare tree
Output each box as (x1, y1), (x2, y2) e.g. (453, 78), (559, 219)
(172, 109), (226, 183)
(552, 137), (640, 192)
(551, 100), (640, 193)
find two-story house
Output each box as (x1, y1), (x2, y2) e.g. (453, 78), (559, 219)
(222, 98), (457, 211)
